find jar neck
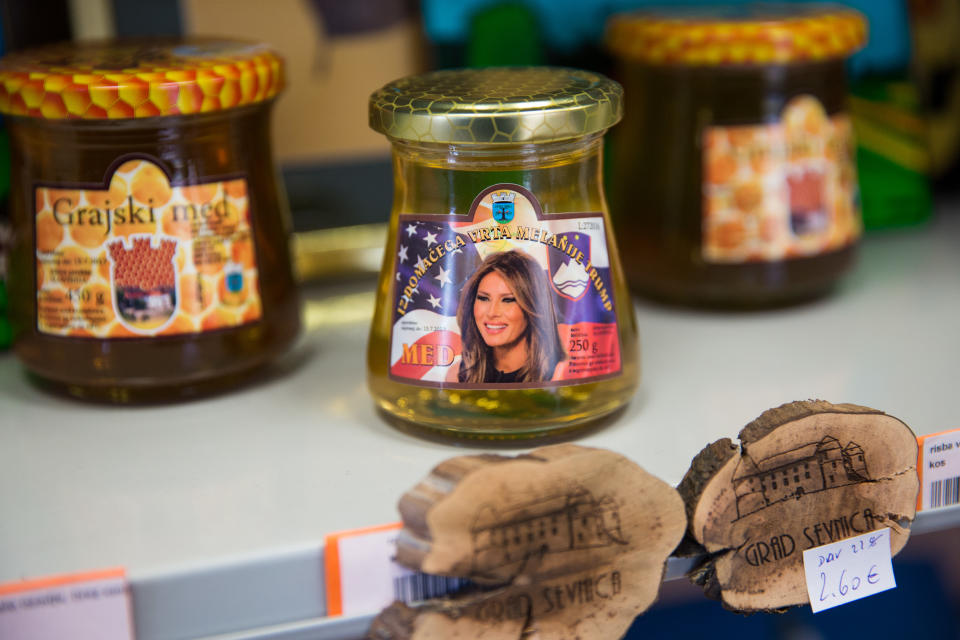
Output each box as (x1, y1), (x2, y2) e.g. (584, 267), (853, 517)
(389, 134), (607, 215)
(6, 103), (275, 180)
(390, 134), (603, 169)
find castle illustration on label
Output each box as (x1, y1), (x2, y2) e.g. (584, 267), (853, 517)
(732, 435), (870, 521)
(108, 235), (178, 329)
(470, 488), (626, 579)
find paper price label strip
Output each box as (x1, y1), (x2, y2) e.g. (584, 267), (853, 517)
(0, 568), (134, 640)
(802, 528), (897, 613)
(325, 523), (471, 618)
(917, 428), (960, 511)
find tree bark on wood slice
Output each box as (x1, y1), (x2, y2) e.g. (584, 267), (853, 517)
(368, 444), (687, 640)
(678, 400), (919, 612)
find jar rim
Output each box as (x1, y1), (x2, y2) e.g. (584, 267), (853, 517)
(369, 66), (622, 144)
(0, 37), (283, 120)
(606, 4), (867, 66)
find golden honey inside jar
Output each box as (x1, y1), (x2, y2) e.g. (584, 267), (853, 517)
(606, 6), (868, 307)
(368, 67), (639, 439)
(2, 39), (300, 401)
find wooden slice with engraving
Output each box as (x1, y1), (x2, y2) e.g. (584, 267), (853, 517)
(368, 444), (687, 640)
(678, 400), (919, 612)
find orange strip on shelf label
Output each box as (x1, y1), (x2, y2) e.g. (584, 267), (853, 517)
(917, 428), (960, 511)
(324, 522), (472, 617)
(324, 522), (404, 617)
(0, 567), (134, 640)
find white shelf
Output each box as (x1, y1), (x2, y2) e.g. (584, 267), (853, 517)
(1, 207), (959, 640)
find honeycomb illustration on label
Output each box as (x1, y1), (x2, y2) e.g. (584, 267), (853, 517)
(702, 95), (861, 263)
(34, 157), (261, 338)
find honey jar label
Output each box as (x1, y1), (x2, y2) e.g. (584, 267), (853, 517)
(702, 95), (861, 263)
(389, 184), (621, 388)
(33, 156), (262, 338)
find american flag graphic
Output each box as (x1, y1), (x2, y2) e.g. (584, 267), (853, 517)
(394, 220), (483, 320)
(389, 219), (480, 383)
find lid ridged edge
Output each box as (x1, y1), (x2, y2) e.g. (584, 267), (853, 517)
(369, 67), (623, 144)
(607, 7), (867, 65)
(0, 39), (284, 120)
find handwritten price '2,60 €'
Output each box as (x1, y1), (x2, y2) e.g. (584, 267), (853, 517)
(816, 532), (884, 602)
(803, 527), (896, 613)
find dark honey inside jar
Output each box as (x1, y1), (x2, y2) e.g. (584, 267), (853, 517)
(1, 40), (300, 401)
(606, 6), (867, 307)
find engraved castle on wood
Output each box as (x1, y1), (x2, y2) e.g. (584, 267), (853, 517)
(733, 436), (870, 521)
(470, 488), (626, 578)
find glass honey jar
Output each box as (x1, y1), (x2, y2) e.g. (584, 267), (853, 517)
(606, 6), (867, 307)
(1, 40), (300, 401)
(368, 67), (639, 439)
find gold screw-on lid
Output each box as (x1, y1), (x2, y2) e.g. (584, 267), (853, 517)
(607, 5), (867, 66)
(369, 67), (622, 144)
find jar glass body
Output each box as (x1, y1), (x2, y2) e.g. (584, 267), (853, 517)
(7, 103), (300, 401)
(608, 59), (859, 307)
(367, 135), (639, 439)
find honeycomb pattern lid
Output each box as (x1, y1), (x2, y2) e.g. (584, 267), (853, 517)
(607, 4), (867, 66)
(0, 38), (283, 120)
(369, 67), (622, 144)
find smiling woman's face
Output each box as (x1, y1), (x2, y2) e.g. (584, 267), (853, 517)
(473, 270), (528, 348)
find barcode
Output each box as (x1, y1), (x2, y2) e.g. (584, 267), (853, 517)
(393, 572), (473, 604)
(930, 476), (960, 508)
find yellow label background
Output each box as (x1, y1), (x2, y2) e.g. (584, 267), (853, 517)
(34, 158), (262, 338)
(702, 95), (862, 263)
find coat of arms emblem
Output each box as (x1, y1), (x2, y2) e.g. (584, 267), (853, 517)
(491, 190), (515, 224)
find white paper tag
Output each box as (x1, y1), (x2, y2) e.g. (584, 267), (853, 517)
(802, 528), (896, 613)
(335, 526), (416, 616)
(326, 523), (472, 617)
(0, 569), (134, 640)
(919, 429), (960, 510)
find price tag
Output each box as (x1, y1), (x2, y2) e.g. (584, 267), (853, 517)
(917, 428), (960, 511)
(0, 568), (134, 640)
(324, 523), (471, 617)
(325, 522), (409, 617)
(802, 528), (896, 613)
